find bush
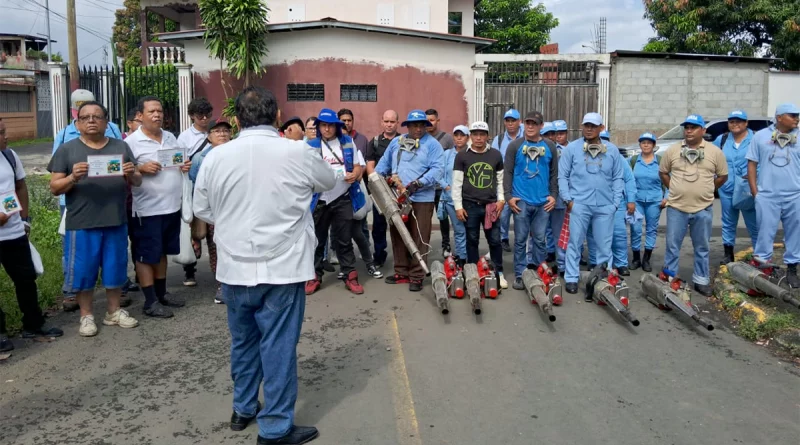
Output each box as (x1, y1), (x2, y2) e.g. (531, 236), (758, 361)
(124, 64), (179, 107)
(0, 175), (62, 333)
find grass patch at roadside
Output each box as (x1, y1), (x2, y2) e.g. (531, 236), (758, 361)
(0, 174), (62, 333)
(8, 137), (54, 148)
(738, 313), (800, 342)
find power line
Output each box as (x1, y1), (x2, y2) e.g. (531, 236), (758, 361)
(23, 0), (111, 40)
(79, 42), (107, 62)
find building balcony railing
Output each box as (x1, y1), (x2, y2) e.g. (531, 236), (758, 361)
(142, 42), (185, 66)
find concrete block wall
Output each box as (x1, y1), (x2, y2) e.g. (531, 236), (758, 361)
(608, 58), (769, 145)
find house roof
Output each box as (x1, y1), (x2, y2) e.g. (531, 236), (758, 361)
(155, 18), (494, 49)
(611, 49), (777, 64)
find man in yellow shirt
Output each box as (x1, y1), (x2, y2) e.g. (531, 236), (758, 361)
(659, 114), (728, 297)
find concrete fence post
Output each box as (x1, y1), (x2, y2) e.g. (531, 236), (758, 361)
(175, 62), (193, 133)
(473, 63), (487, 124)
(48, 62), (68, 138)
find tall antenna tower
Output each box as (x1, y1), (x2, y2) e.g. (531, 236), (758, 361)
(599, 17), (607, 53)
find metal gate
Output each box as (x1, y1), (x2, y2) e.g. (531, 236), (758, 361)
(485, 61), (598, 141)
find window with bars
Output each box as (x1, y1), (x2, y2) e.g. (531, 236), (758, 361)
(287, 83), (325, 101)
(340, 84), (377, 102)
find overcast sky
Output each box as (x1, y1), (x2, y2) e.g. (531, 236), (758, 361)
(4, 0), (654, 66)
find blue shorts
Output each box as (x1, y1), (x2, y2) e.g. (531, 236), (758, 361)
(131, 211), (181, 264)
(64, 225), (129, 292)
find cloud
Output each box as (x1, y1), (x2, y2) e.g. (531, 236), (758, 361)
(538, 0), (655, 54)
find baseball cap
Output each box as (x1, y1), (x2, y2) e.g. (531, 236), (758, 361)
(469, 121), (489, 132)
(582, 112), (603, 126)
(209, 119), (231, 130)
(402, 109), (431, 127)
(728, 110), (748, 121)
(541, 122), (554, 134)
(775, 103), (800, 116)
(453, 125), (469, 135)
(503, 109), (521, 120)
(280, 116), (305, 133)
(71, 89), (95, 109)
(553, 120), (568, 132)
(523, 111), (544, 124)
(638, 132), (656, 143)
(681, 114), (706, 127)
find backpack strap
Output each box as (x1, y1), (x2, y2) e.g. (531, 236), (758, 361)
(630, 154), (638, 170)
(2, 149), (17, 179)
(720, 132), (729, 149)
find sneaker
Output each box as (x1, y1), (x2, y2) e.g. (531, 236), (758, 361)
(104, 309), (139, 328)
(385, 274), (410, 284)
(119, 294), (132, 308)
(62, 295), (79, 312)
(305, 278), (321, 295)
(183, 276), (197, 287)
(330, 252), (339, 265)
(513, 277), (525, 290)
(693, 283), (712, 297)
(344, 271), (364, 294)
(123, 278), (139, 293)
(214, 286), (224, 305)
(0, 335), (14, 352)
(337, 271), (344, 280)
(159, 292), (186, 308)
(498, 273), (508, 289)
(79, 315), (98, 337)
(565, 282), (579, 295)
(21, 324), (64, 339)
(142, 302), (173, 319)
(409, 280), (423, 292)
(367, 264), (384, 279)
(546, 252), (556, 263)
(501, 239), (511, 252)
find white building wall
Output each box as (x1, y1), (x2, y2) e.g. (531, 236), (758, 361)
(448, 0), (474, 36)
(767, 71), (800, 116)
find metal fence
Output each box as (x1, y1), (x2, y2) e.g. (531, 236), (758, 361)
(64, 64), (180, 135)
(486, 61), (597, 85)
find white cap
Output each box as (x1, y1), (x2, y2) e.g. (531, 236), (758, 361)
(469, 121), (489, 132)
(70, 89), (95, 109)
(453, 125), (469, 135)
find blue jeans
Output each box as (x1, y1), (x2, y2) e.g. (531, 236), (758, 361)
(224, 282), (305, 440)
(612, 205), (629, 268)
(631, 201), (661, 251)
(500, 205), (512, 241)
(463, 200), (503, 272)
(565, 203), (615, 283)
(579, 225), (598, 265)
(719, 190), (758, 247)
(372, 204), (388, 266)
(664, 206), (713, 285)
(513, 201), (549, 278)
(443, 201), (467, 259)
(754, 195), (800, 264)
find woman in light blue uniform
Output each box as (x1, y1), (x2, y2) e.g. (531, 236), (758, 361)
(629, 132), (666, 272)
(438, 125), (468, 264)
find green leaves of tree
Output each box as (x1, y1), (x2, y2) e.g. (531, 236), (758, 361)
(475, 0), (558, 54)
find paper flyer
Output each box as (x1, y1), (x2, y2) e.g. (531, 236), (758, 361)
(158, 148), (186, 168)
(0, 190), (22, 215)
(87, 155), (124, 177)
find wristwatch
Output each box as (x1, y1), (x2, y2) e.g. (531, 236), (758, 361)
(22, 216), (31, 223)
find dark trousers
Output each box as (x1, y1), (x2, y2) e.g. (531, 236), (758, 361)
(314, 195), (357, 277)
(372, 204), (388, 265)
(389, 202), (434, 280)
(0, 235), (44, 334)
(435, 189), (451, 249)
(463, 200), (503, 273)
(351, 219), (374, 266)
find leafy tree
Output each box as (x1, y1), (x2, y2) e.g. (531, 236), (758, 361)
(642, 0), (800, 69)
(475, 0), (559, 54)
(112, 0), (179, 71)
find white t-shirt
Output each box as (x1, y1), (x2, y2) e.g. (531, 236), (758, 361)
(320, 138), (365, 204)
(178, 124), (208, 158)
(126, 128), (183, 217)
(0, 149), (26, 241)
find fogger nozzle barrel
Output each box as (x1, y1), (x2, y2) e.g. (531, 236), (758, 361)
(727, 262), (800, 308)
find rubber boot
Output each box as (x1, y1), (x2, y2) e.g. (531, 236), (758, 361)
(787, 264), (800, 289)
(630, 251), (641, 270)
(721, 244), (734, 265)
(642, 249), (653, 272)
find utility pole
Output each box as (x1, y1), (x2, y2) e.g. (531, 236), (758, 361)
(44, 0), (52, 62)
(66, 0), (79, 91)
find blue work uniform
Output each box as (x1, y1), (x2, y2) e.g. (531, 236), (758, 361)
(375, 133), (445, 203)
(558, 138), (624, 283)
(541, 142), (567, 269)
(747, 127), (800, 264)
(438, 148), (466, 259)
(630, 155), (666, 252)
(492, 127), (523, 242)
(612, 161), (637, 268)
(714, 130), (758, 247)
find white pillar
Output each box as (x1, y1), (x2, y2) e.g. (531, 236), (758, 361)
(472, 63), (487, 124)
(175, 62), (194, 133)
(597, 63), (611, 129)
(100, 68), (110, 110)
(48, 61), (68, 137)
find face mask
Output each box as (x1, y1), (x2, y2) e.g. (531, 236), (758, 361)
(399, 135), (419, 152)
(583, 142), (607, 159)
(522, 145), (546, 160)
(680, 143), (705, 164)
(771, 130), (797, 148)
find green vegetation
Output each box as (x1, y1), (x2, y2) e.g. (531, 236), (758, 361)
(738, 313), (800, 342)
(8, 137), (54, 148)
(25, 50), (63, 62)
(0, 175), (62, 333)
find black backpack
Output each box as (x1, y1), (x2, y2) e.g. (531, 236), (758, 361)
(2, 149), (17, 178)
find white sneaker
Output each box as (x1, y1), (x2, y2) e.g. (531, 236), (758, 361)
(103, 309), (139, 328)
(499, 273), (509, 289)
(79, 315), (98, 337)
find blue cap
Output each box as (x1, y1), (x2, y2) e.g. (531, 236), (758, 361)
(638, 132), (656, 143)
(503, 109), (520, 120)
(582, 112), (603, 126)
(775, 103), (800, 116)
(316, 108), (344, 126)
(541, 122), (554, 134)
(728, 110), (748, 121)
(401, 109), (432, 127)
(453, 125), (469, 135)
(553, 120), (568, 131)
(599, 130), (610, 141)
(681, 114), (706, 127)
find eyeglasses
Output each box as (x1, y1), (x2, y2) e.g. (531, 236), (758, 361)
(210, 128), (231, 135)
(194, 114), (212, 120)
(78, 115), (106, 122)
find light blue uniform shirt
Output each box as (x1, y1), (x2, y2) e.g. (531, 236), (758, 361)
(746, 127), (800, 200)
(438, 148), (458, 203)
(632, 155), (665, 202)
(52, 121), (123, 206)
(376, 133), (445, 203)
(714, 129), (754, 195)
(558, 137), (624, 207)
(622, 160), (637, 204)
(491, 127), (523, 159)
(554, 143), (567, 209)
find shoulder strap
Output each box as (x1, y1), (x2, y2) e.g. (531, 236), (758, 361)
(499, 132), (505, 149)
(630, 154), (638, 169)
(720, 132), (729, 148)
(2, 149), (17, 178)
(373, 136), (379, 151)
(321, 139), (344, 164)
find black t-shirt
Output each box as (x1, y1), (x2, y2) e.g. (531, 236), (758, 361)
(47, 138), (136, 230)
(366, 134), (396, 163)
(454, 148), (504, 204)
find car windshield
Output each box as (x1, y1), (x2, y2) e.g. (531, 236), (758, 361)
(659, 125), (685, 140)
